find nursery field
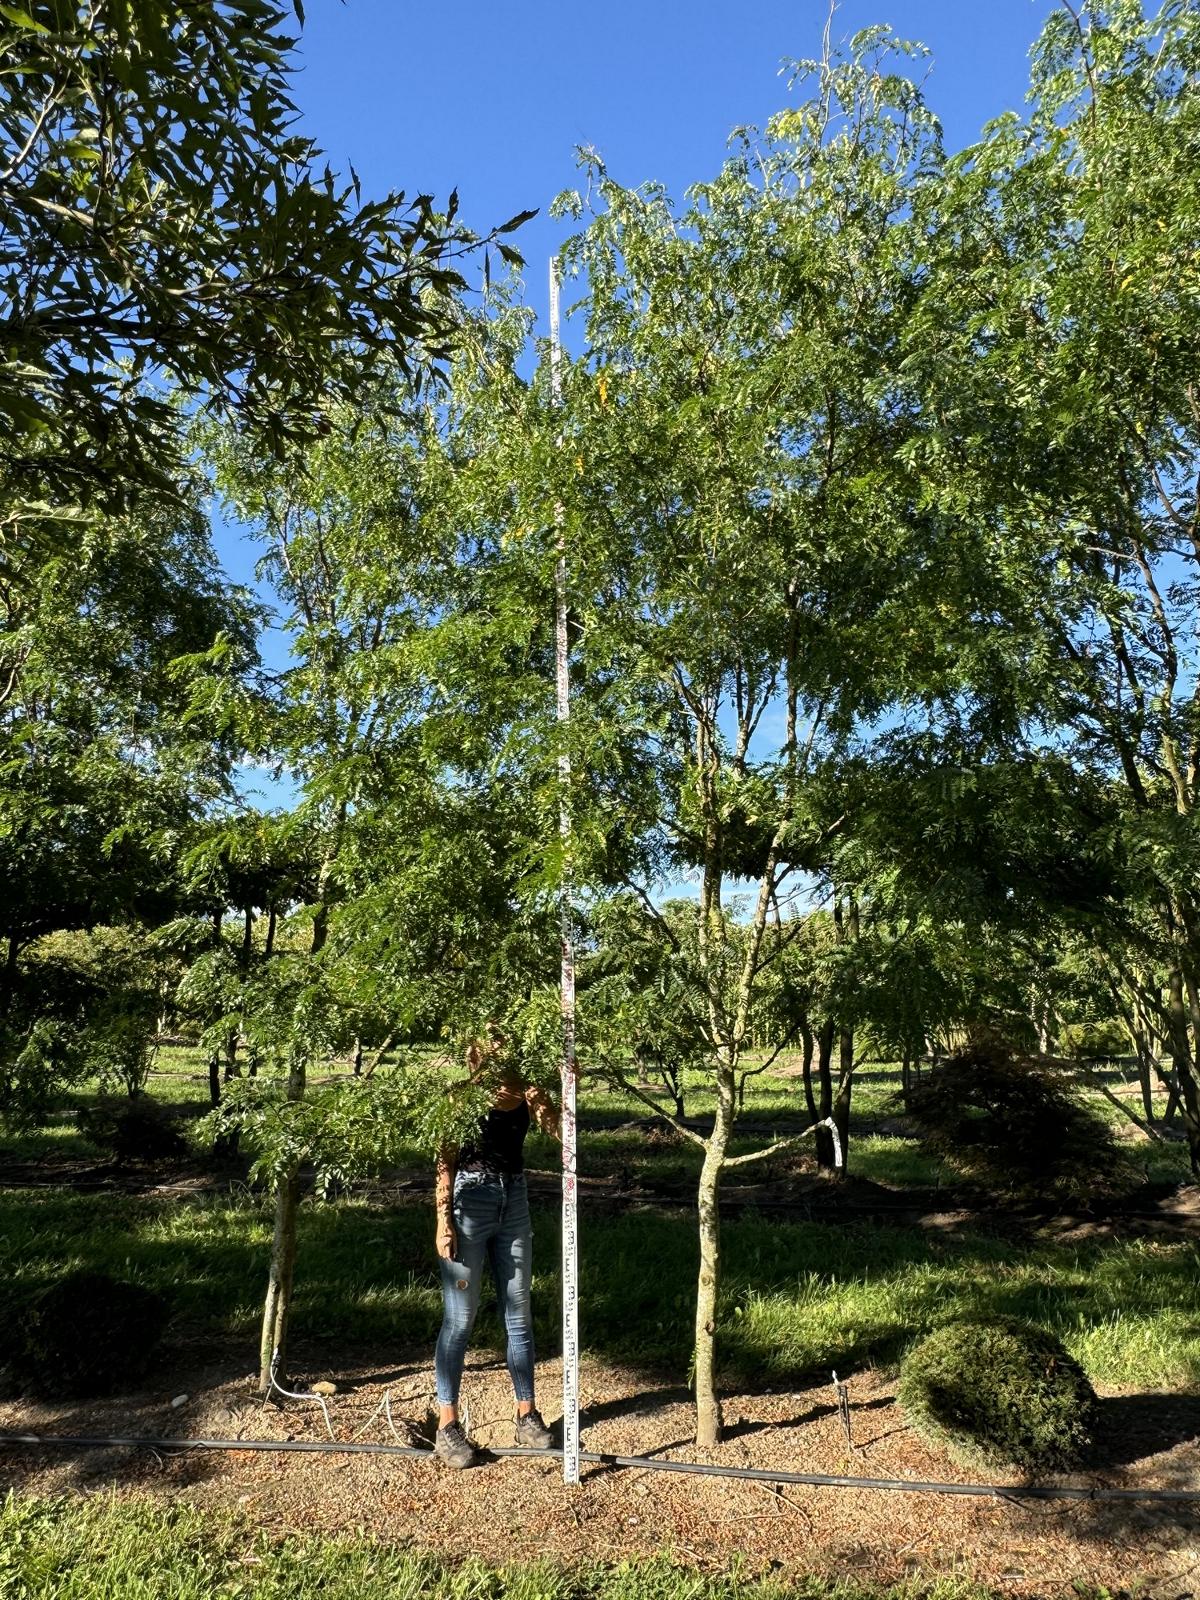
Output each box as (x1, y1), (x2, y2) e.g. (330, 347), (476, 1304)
(3, 1054), (1200, 1598)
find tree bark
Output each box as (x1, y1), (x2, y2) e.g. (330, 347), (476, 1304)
(1166, 964), (1200, 1174)
(813, 1019), (837, 1169)
(259, 1159), (303, 1395)
(694, 1065), (734, 1449)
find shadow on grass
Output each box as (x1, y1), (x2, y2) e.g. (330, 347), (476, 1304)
(3, 1187), (1200, 1411)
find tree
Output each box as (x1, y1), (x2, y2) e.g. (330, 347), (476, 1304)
(0, 0), (522, 512)
(532, 31), (992, 1446)
(0, 486), (255, 1127)
(198, 362), (564, 1391)
(908, 0), (1200, 1166)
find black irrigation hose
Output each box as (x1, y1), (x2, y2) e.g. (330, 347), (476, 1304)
(3, 1433), (1199, 1504)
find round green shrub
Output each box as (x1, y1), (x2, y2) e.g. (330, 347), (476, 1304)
(903, 1042), (1134, 1206)
(898, 1316), (1096, 1473)
(2, 1271), (170, 1398)
(77, 1095), (190, 1165)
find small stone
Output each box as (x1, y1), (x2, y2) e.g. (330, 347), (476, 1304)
(170, 1393), (189, 1408)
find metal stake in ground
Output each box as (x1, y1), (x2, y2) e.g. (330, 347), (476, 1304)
(549, 254), (580, 1487)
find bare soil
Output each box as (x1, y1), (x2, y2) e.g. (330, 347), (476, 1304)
(2, 1340), (1199, 1597)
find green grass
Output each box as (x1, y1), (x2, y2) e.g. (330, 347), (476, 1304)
(0, 1494), (997, 1600)
(2, 1048), (1195, 1401)
(1, 1182), (1197, 1392)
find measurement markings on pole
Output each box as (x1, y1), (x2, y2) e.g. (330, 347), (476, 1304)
(550, 254), (580, 1487)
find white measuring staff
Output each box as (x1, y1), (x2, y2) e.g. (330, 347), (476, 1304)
(549, 255), (580, 1486)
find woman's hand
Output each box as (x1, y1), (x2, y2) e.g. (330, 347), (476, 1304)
(436, 1220), (458, 1261)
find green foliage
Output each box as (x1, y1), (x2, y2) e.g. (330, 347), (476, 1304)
(0, 1018), (87, 1132)
(0, 927), (170, 1128)
(1, 1270), (169, 1398)
(76, 1096), (190, 1166)
(898, 1316), (1097, 1473)
(200, 1058), (490, 1190)
(903, 1043), (1135, 1206)
(0, 0), (490, 511)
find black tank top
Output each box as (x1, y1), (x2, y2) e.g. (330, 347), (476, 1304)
(459, 1100), (531, 1174)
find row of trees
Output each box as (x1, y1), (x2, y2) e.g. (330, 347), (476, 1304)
(4, 0), (1199, 1447)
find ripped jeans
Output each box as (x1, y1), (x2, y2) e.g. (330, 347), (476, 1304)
(435, 1168), (536, 1408)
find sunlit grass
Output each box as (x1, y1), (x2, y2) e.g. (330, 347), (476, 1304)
(0, 1494), (995, 1600)
(3, 1187), (1197, 1394)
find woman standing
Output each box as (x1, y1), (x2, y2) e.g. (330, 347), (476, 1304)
(433, 1027), (560, 1468)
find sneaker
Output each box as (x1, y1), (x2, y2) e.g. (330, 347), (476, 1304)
(514, 1407), (553, 1449)
(434, 1421), (481, 1469)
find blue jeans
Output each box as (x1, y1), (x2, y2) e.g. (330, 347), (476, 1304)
(435, 1169), (536, 1408)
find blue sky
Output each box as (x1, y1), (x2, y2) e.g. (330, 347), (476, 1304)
(216, 0), (1060, 805)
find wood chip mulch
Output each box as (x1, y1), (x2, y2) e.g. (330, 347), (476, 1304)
(3, 1342), (1200, 1595)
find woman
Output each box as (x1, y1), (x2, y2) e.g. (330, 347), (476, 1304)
(433, 1026), (560, 1468)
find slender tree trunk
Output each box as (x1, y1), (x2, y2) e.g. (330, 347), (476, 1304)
(814, 1019), (837, 1169)
(264, 904), (277, 959)
(259, 1158), (303, 1396)
(352, 1036), (363, 1077)
(694, 1064), (734, 1449)
(832, 1027), (853, 1180)
(799, 1021), (817, 1125)
(1166, 965), (1200, 1175)
(207, 1052), (221, 1109)
(257, 830), (338, 1395)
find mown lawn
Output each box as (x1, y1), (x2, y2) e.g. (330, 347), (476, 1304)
(2, 1180), (1197, 1393)
(0, 1494), (998, 1600)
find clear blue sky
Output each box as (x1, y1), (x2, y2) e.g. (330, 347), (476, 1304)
(293, 0), (1058, 321)
(216, 0), (1059, 804)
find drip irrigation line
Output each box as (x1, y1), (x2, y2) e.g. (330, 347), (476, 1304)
(2, 1432), (1199, 1504)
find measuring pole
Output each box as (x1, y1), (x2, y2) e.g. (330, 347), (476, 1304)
(549, 256), (580, 1486)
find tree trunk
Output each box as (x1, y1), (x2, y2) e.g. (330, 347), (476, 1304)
(832, 1043), (853, 1179)
(799, 1021), (817, 1125)
(207, 1052), (221, 1109)
(256, 833), (337, 1396)
(1166, 965), (1200, 1174)
(694, 1065), (734, 1449)
(813, 1019), (837, 1170)
(259, 1161), (303, 1395)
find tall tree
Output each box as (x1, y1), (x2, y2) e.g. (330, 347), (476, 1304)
(910, 0), (1200, 1164)
(533, 31), (990, 1446)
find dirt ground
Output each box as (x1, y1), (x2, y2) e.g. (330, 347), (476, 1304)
(2, 1341), (1199, 1598)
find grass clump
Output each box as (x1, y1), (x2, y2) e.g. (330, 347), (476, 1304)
(898, 1316), (1096, 1473)
(1, 1270), (169, 1398)
(903, 1043), (1134, 1206)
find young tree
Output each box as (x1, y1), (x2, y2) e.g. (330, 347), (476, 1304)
(535, 33), (988, 1446)
(198, 352), (566, 1389)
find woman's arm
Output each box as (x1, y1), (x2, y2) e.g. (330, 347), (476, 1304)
(525, 1084), (561, 1141)
(435, 1144), (458, 1259)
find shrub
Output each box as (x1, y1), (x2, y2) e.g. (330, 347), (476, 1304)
(903, 1041), (1134, 1205)
(898, 1316), (1096, 1473)
(2, 1271), (170, 1398)
(77, 1095), (190, 1165)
